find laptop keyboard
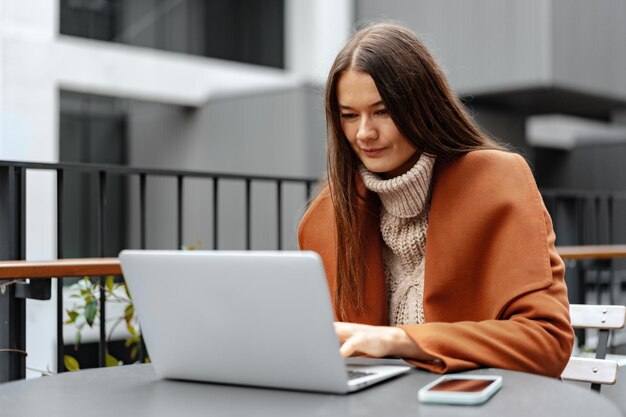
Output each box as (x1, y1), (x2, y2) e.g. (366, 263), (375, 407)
(347, 370), (375, 380)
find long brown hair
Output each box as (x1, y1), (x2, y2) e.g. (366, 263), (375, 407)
(325, 22), (506, 319)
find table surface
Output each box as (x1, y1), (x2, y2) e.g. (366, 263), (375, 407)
(557, 244), (626, 260)
(0, 364), (621, 417)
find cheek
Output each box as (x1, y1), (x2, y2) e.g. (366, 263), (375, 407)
(341, 123), (357, 144)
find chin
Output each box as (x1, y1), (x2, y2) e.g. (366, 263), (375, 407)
(364, 166), (384, 174)
(364, 163), (395, 175)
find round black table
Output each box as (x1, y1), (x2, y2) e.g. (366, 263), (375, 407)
(0, 364), (621, 417)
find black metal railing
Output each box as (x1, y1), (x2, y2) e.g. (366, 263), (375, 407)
(544, 187), (626, 347)
(543, 189), (626, 348)
(2, 160), (626, 382)
(542, 188), (626, 247)
(0, 160), (317, 382)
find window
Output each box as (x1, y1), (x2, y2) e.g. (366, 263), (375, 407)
(59, 0), (284, 68)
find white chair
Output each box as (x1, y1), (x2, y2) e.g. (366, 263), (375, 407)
(561, 304), (626, 392)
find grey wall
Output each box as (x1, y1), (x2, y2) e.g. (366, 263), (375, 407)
(128, 87), (324, 177)
(355, 0), (551, 94)
(552, 0), (626, 100)
(356, 0), (626, 99)
(127, 86), (326, 251)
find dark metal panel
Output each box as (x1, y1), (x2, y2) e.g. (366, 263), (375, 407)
(0, 167), (26, 381)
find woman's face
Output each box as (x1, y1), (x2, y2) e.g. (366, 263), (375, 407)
(336, 70), (419, 179)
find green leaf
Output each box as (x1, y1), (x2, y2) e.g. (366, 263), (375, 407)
(124, 304), (134, 320)
(64, 310), (79, 324)
(105, 353), (119, 367)
(182, 242), (204, 251)
(64, 355), (80, 371)
(125, 335), (140, 348)
(105, 276), (115, 293)
(127, 323), (137, 336)
(74, 330), (81, 347)
(85, 299), (98, 327)
(130, 346), (138, 360)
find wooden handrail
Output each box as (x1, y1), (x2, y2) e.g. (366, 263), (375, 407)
(1, 245), (622, 278)
(557, 245), (626, 260)
(0, 258), (121, 279)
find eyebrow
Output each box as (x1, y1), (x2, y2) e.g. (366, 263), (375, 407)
(339, 100), (385, 110)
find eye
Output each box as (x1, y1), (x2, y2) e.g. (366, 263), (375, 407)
(374, 108), (389, 116)
(340, 113), (357, 120)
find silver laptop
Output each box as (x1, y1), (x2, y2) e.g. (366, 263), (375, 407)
(119, 250), (411, 394)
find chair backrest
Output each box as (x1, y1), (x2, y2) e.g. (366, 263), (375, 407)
(561, 304), (626, 392)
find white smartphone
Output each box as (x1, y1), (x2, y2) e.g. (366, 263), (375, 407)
(417, 375), (503, 405)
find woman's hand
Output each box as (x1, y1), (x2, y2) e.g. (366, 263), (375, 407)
(333, 322), (435, 360)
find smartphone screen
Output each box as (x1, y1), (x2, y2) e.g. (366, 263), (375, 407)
(428, 378), (496, 393)
(418, 375), (503, 405)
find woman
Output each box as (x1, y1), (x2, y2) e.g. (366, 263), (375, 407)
(298, 23), (573, 378)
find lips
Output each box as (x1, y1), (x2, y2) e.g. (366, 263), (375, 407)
(361, 147), (386, 157)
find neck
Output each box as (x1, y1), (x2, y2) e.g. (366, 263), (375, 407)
(359, 154), (436, 218)
(383, 151), (422, 179)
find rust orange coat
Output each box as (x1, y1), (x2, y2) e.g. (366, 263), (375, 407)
(298, 150), (574, 378)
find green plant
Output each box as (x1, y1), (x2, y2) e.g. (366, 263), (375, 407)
(63, 243), (203, 371)
(64, 276), (142, 371)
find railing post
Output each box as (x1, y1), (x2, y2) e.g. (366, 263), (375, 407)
(213, 178), (219, 250)
(245, 179), (251, 250)
(276, 180), (282, 250)
(97, 171), (107, 368)
(56, 169), (65, 373)
(0, 166), (26, 382)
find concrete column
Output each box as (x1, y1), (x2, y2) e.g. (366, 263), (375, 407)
(0, 0), (59, 377)
(285, 0), (354, 85)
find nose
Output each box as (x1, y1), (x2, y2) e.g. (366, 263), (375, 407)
(355, 117), (377, 143)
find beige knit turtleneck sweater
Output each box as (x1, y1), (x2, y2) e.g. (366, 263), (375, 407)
(359, 154), (435, 325)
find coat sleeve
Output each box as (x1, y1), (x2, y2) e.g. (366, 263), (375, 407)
(399, 152), (574, 378)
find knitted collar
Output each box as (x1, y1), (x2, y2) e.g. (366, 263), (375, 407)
(359, 153), (436, 218)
